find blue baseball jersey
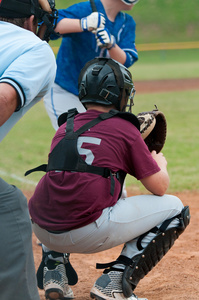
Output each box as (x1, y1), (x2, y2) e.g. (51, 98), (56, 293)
(51, 0), (138, 96)
(0, 21), (56, 141)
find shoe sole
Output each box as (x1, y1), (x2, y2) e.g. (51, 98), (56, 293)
(90, 287), (112, 300)
(90, 288), (147, 300)
(45, 288), (63, 300)
(46, 288), (74, 300)
(90, 291), (106, 300)
(45, 288), (74, 300)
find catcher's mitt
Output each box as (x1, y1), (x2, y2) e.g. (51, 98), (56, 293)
(137, 107), (167, 153)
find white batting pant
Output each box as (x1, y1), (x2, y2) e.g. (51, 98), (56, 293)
(43, 83), (86, 131)
(32, 194), (184, 259)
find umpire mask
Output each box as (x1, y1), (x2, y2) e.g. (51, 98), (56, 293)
(0, 0), (58, 42)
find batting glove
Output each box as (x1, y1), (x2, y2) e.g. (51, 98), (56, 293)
(80, 12), (105, 32)
(95, 28), (116, 50)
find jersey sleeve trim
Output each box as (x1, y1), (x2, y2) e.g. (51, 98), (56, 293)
(0, 77), (26, 111)
(123, 48), (138, 68)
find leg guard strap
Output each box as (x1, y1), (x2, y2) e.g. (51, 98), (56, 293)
(122, 206), (190, 297)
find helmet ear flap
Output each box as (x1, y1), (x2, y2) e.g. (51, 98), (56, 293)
(79, 82), (87, 100)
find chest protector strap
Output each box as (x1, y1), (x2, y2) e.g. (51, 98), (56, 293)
(25, 108), (140, 196)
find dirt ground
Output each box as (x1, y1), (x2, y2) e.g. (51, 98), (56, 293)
(134, 78), (199, 94)
(29, 78), (199, 300)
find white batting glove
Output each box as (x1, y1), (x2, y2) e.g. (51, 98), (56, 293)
(95, 28), (116, 50)
(80, 12), (105, 32)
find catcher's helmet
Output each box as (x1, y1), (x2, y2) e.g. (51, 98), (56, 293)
(121, 0), (139, 5)
(0, 0), (58, 41)
(78, 57), (135, 113)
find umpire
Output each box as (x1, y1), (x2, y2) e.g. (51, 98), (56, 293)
(0, 0), (57, 299)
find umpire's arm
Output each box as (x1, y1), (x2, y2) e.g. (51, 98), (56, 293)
(0, 82), (20, 126)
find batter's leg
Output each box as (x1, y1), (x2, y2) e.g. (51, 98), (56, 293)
(43, 83), (86, 131)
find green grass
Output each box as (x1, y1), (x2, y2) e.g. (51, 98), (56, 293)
(130, 49), (199, 80)
(0, 101), (55, 191)
(132, 0), (199, 43)
(128, 90), (199, 193)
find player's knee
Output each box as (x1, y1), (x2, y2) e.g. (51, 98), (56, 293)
(163, 194), (184, 215)
(172, 196), (184, 216)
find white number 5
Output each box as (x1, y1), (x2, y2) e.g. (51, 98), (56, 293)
(77, 136), (101, 165)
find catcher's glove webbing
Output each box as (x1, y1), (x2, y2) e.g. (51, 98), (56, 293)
(137, 107), (167, 153)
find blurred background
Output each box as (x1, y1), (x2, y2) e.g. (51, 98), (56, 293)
(0, 0), (198, 194)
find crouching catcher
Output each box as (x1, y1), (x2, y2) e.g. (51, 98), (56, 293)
(27, 57), (190, 300)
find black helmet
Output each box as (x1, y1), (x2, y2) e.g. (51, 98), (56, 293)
(78, 57), (136, 113)
(0, 0), (58, 41)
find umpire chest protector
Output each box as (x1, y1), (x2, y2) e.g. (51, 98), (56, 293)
(25, 108), (140, 196)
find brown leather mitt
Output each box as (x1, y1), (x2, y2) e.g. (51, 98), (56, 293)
(137, 107), (167, 153)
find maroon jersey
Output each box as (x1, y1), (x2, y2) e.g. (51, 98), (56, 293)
(29, 110), (160, 231)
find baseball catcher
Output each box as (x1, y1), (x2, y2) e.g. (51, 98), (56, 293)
(27, 57), (190, 300)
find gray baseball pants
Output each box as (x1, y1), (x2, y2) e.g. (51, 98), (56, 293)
(32, 194), (184, 258)
(0, 178), (40, 300)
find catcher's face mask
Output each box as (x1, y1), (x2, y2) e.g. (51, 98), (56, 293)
(125, 86), (136, 113)
(0, 0), (58, 42)
(120, 85), (136, 113)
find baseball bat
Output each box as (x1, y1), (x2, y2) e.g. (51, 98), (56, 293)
(90, 0), (97, 12)
(90, 0), (109, 48)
